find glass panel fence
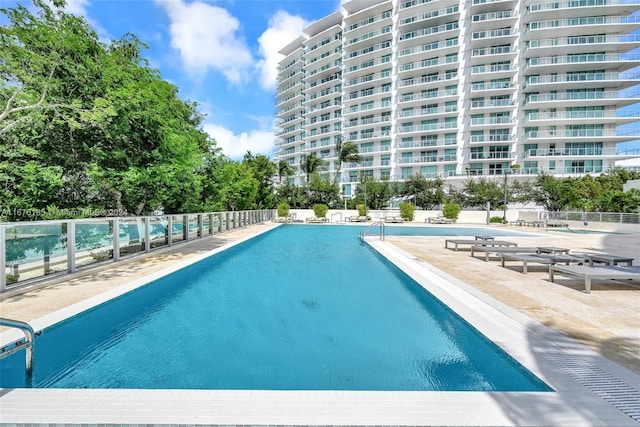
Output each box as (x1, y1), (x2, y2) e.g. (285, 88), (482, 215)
(119, 218), (145, 257)
(188, 214), (199, 240)
(202, 214), (213, 236)
(75, 219), (114, 268)
(2, 209), (275, 290)
(149, 216), (169, 250)
(5, 222), (66, 285)
(171, 215), (187, 244)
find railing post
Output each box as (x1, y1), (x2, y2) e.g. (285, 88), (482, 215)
(167, 216), (173, 247)
(0, 224), (6, 292)
(183, 215), (189, 242)
(144, 217), (151, 253)
(113, 218), (120, 261)
(66, 221), (76, 273)
(198, 214), (204, 238)
(226, 212), (231, 231)
(209, 213), (214, 235)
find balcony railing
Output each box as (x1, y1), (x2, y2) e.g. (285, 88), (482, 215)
(524, 129), (640, 140)
(525, 91), (640, 103)
(1, 210), (275, 292)
(523, 147), (640, 157)
(524, 72), (640, 88)
(524, 110), (640, 122)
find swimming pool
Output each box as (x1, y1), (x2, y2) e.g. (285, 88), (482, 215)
(0, 225), (550, 391)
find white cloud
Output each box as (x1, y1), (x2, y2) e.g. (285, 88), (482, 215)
(203, 123), (276, 160)
(256, 10), (309, 90)
(62, 0), (90, 17)
(159, 0), (253, 85)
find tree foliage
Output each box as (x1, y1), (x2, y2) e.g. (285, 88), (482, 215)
(333, 136), (361, 185)
(401, 174), (445, 209)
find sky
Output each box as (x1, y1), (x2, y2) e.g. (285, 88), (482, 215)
(5, 0), (343, 159)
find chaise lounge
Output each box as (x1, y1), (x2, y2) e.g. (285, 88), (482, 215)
(471, 245), (539, 261)
(384, 216), (405, 223)
(500, 253), (584, 274)
(426, 216), (456, 224)
(305, 217), (327, 223)
(445, 239), (517, 252)
(548, 265), (640, 293)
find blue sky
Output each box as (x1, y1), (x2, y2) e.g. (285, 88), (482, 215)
(6, 0), (341, 159)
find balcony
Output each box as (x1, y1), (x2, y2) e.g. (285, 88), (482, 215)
(524, 90), (640, 108)
(522, 147), (639, 158)
(523, 72), (640, 91)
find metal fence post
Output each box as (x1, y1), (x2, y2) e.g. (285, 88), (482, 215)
(144, 217), (151, 253)
(167, 216), (173, 247)
(66, 221), (76, 273)
(113, 218), (120, 261)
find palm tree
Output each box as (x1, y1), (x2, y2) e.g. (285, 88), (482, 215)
(300, 153), (328, 183)
(333, 136), (362, 185)
(277, 160), (296, 184)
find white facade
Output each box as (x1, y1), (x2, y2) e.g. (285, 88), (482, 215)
(274, 0), (640, 196)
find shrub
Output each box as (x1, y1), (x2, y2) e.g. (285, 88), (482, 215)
(399, 202), (415, 221)
(356, 203), (368, 216)
(277, 202), (290, 218)
(442, 203), (462, 220)
(313, 203), (328, 218)
(490, 216), (504, 224)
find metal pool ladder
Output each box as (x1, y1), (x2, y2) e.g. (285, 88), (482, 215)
(360, 221), (386, 241)
(0, 318), (36, 379)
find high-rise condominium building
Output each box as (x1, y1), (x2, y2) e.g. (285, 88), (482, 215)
(274, 0), (640, 197)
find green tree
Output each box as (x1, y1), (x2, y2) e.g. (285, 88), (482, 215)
(354, 176), (393, 210)
(1, 1), (214, 217)
(243, 151), (276, 209)
(333, 136), (362, 185)
(401, 174), (445, 209)
(531, 173), (570, 212)
(277, 159), (296, 184)
(300, 153), (328, 183)
(216, 161), (258, 211)
(461, 177), (505, 209)
(305, 174), (340, 208)
(275, 182), (305, 209)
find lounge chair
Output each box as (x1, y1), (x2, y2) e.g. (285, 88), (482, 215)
(545, 219), (569, 228)
(347, 215), (368, 222)
(471, 245), (538, 262)
(426, 216), (456, 224)
(444, 239), (517, 251)
(573, 253), (634, 266)
(305, 217), (327, 223)
(384, 216), (405, 223)
(500, 253), (584, 274)
(274, 216), (292, 224)
(549, 265), (640, 293)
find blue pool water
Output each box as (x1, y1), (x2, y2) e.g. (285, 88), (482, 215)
(1, 225), (550, 391)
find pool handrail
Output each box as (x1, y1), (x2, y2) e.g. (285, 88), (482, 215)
(0, 317), (36, 380)
(360, 221), (385, 241)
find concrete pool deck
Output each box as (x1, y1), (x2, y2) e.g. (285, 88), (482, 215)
(1, 221), (639, 426)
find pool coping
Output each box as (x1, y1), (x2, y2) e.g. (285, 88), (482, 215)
(1, 225), (639, 426)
